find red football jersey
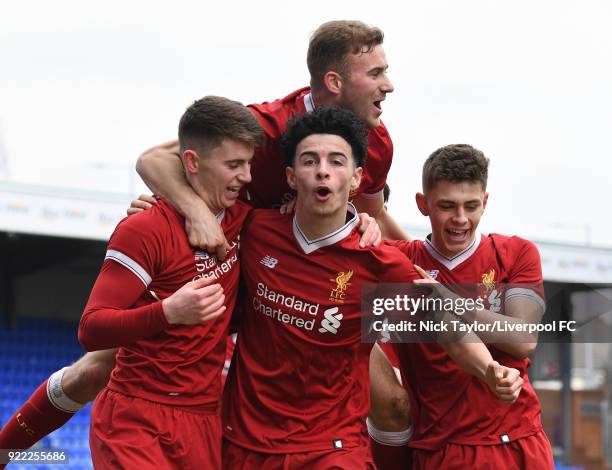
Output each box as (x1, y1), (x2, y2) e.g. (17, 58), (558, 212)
(222, 205), (420, 453)
(82, 198), (250, 409)
(390, 233), (546, 449)
(245, 87), (394, 208)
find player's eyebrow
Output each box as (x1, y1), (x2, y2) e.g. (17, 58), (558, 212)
(368, 65), (388, 74)
(298, 150), (320, 159)
(437, 198), (481, 205)
(328, 151), (348, 159)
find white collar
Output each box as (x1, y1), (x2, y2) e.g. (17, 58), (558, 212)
(304, 92), (315, 113)
(215, 209), (225, 224)
(424, 232), (482, 270)
(292, 203), (359, 254)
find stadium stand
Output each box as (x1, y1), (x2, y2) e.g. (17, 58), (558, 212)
(0, 317), (92, 470)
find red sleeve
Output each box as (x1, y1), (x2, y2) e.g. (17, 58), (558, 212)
(382, 239), (412, 256)
(360, 123), (393, 196)
(507, 238), (543, 284)
(507, 238), (545, 307)
(78, 210), (170, 350)
(379, 246), (421, 283)
(78, 260), (169, 351)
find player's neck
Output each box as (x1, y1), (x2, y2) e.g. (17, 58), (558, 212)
(310, 88), (336, 108)
(189, 179), (223, 216)
(429, 233), (478, 259)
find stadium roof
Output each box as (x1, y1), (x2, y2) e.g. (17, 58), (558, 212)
(2, 181), (611, 284)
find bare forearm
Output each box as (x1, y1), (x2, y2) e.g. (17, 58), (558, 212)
(426, 282), (541, 358)
(443, 340), (493, 382)
(460, 307), (538, 358)
(136, 142), (203, 217)
(377, 208), (411, 241)
(353, 195), (411, 241)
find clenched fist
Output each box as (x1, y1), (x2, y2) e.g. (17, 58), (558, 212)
(162, 276), (226, 326)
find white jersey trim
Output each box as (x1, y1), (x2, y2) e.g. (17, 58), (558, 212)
(358, 188), (384, 200)
(304, 92), (315, 113)
(293, 203), (359, 254)
(105, 249), (152, 287)
(215, 209), (225, 224)
(424, 232), (482, 271)
(505, 287), (546, 312)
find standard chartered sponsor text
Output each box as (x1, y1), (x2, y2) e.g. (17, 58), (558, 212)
(193, 252), (238, 281)
(253, 282), (320, 331)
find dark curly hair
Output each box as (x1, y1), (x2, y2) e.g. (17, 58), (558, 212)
(281, 107), (368, 167)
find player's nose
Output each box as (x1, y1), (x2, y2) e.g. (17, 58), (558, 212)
(381, 73), (394, 94)
(316, 161), (331, 179)
(237, 165), (252, 184)
(452, 207), (468, 224)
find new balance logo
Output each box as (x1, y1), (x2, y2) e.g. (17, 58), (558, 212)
(318, 307), (343, 334)
(260, 255), (278, 268)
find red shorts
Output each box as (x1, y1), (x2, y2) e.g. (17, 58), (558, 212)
(90, 388), (222, 469)
(411, 431), (554, 470)
(222, 438), (375, 470)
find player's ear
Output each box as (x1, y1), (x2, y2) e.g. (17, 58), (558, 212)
(416, 192), (428, 216)
(350, 167), (363, 191)
(482, 192), (489, 211)
(286, 166), (297, 190)
(323, 71), (343, 96)
(182, 150), (199, 174)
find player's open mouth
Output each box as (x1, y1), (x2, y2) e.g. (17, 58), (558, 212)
(373, 100), (382, 111)
(226, 186), (241, 197)
(315, 186), (332, 201)
(446, 228), (468, 241)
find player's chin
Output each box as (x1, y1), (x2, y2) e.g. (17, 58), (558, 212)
(366, 114), (381, 129)
(223, 190), (241, 206)
(220, 197), (237, 209)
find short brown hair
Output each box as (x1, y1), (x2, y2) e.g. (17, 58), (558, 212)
(307, 20), (384, 84)
(178, 96), (263, 154)
(422, 144), (489, 192)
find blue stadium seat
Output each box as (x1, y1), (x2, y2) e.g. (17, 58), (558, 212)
(0, 317), (93, 470)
